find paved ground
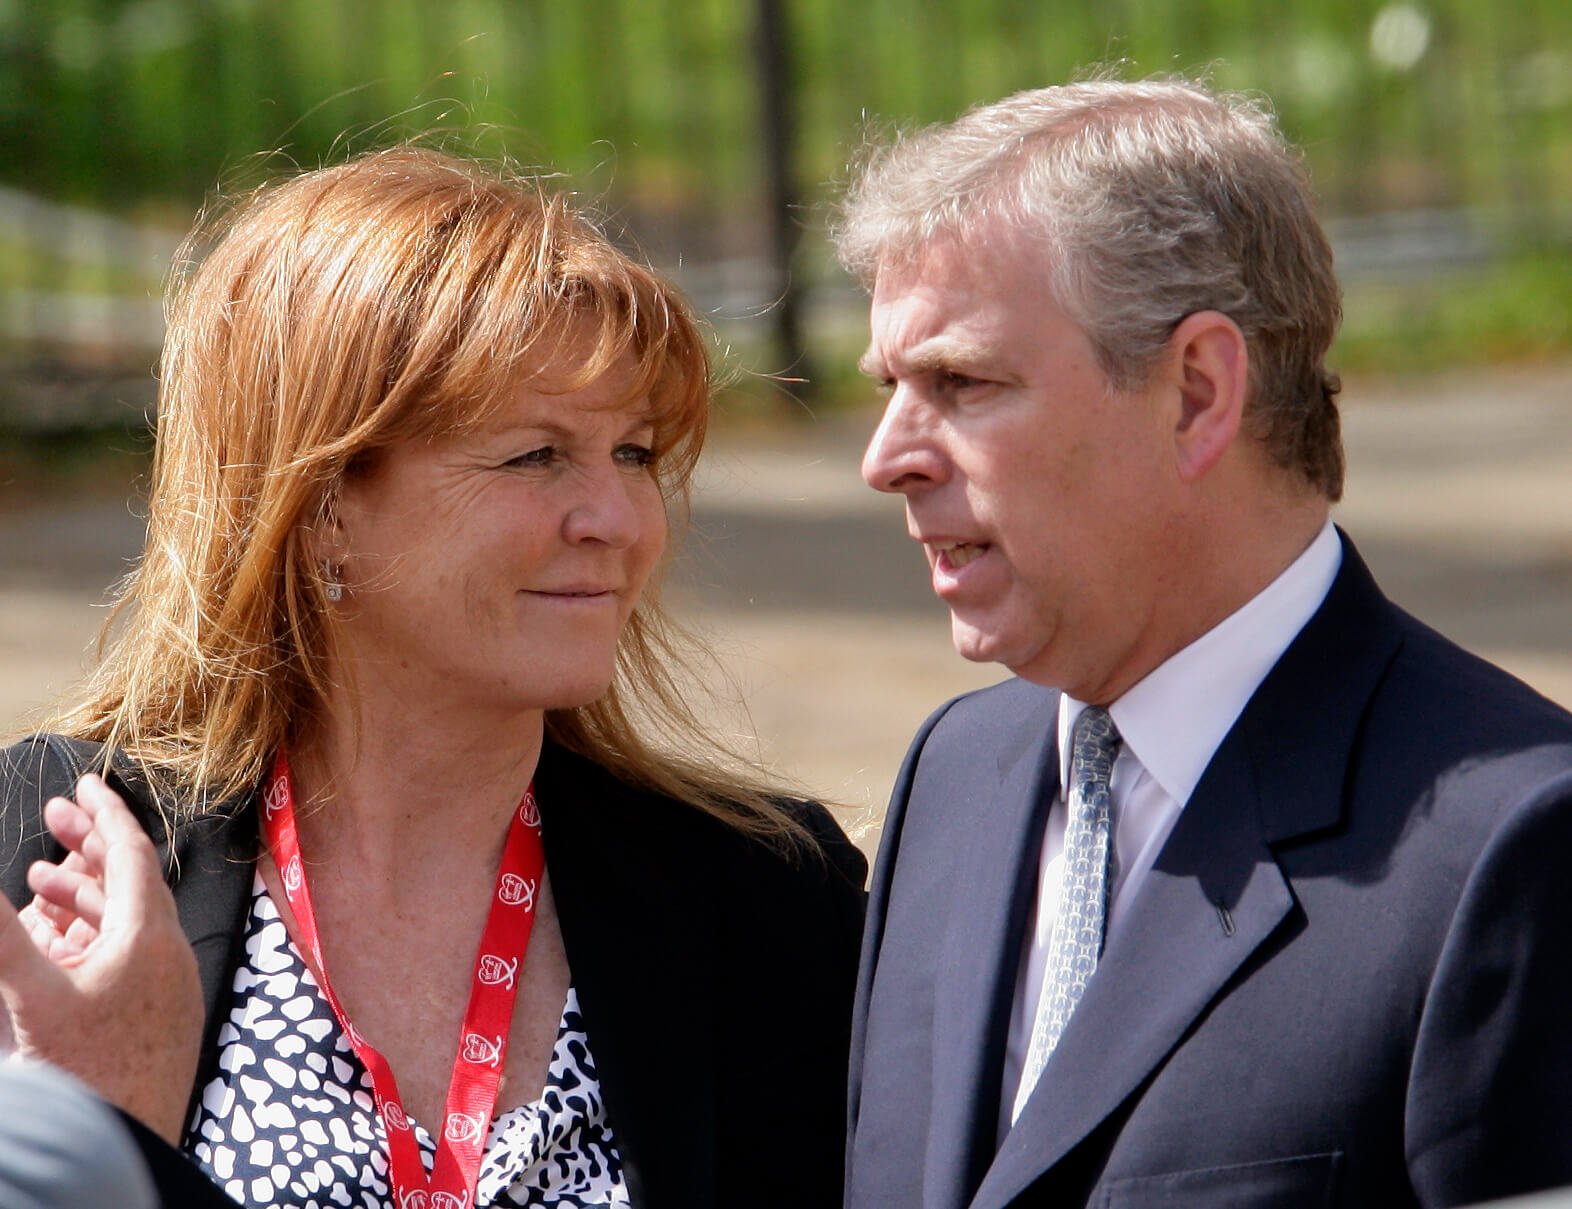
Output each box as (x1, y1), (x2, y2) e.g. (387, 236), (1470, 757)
(3, 361), (1570, 847)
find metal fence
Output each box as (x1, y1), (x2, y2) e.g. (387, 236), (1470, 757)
(1, 0), (1569, 419)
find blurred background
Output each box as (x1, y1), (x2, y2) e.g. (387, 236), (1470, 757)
(1, 0), (1569, 826)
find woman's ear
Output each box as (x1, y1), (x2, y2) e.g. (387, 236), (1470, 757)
(305, 486), (349, 575)
(1167, 310), (1249, 484)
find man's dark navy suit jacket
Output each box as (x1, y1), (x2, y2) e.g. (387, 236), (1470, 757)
(846, 533), (1572, 1209)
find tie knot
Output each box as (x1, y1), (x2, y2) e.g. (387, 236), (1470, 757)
(1070, 707), (1121, 796)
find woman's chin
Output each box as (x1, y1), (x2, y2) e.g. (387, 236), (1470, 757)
(533, 672), (619, 714)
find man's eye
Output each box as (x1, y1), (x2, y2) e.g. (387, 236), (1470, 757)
(940, 371), (984, 391)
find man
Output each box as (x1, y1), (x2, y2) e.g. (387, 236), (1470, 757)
(0, 1060), (235, 1209)
(0, 1061), (160, 1209)
(835, 77), (1572, 1208)
(0, 775), (235, 1209)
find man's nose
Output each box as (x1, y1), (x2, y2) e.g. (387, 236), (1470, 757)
(862, 391), (946, 494)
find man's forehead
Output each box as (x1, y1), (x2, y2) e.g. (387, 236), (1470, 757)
(876, 223), (1051, 287)
(860, 244), (1023, 372)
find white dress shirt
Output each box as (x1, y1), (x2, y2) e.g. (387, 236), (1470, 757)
(1000, 520), (1342, 1132)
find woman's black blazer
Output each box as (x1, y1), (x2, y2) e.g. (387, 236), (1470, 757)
(0, 733), (867, 1209)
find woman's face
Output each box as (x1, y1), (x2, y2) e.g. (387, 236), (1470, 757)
(327, 350), (670, 724)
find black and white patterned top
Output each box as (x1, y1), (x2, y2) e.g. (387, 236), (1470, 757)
(184, 874), (629, 1208)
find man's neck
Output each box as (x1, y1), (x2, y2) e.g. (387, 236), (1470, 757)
(1072, 496), (1333, 707)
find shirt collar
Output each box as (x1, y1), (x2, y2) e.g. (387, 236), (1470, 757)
(1058, 520), (1342, 804)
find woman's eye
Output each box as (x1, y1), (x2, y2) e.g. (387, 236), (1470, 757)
(505, 446), (556, 469)
(615, 443), (657, 469)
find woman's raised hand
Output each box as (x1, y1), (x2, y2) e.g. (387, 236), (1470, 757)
(0, 774), (203, 1143)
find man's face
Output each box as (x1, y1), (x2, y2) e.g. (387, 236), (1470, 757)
(859, 234), (1185, 703)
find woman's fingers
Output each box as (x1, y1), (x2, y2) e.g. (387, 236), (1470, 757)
(0, 892), (69, 1026)
(19, 776), (154, 966)
(27, 860), (107, 934)
(14, 900), (74, 961)
(74, 775), (168, 934)
(0, 773), (200, 1142)
(41, 795), (107, 873)
(25, 849), (88, 935)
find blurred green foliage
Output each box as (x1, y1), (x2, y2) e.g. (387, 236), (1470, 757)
(0, 0), (1569, 389)
(1336, 248), (1572, 373)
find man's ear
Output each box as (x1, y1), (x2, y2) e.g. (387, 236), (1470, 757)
(1167, 310), (1249, 484)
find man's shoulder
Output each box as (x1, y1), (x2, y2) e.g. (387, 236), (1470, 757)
(928, 675), (1057, 727)
(886, 677), (1061, 809)
(916, 676), (1058, 749)
(1355, 611), (1572, 822)
(1379, 605), (1572, 747)
(1275, 534), (1572, 768)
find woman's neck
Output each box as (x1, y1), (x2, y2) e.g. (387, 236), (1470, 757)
(286, 699), (546, 892)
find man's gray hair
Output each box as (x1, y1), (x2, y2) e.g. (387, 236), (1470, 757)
(833, 76), (1345, 499)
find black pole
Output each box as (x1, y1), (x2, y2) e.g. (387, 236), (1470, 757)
(753, 0), (815, 407)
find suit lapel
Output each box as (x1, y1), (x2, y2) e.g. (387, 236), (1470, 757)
(926, 716), (1060, 1209)
(970, 533), (1404, 1209)
(972, 738), (1293, 1209)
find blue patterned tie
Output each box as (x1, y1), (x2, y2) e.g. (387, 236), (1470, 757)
(1011, 706), (1123, 1123)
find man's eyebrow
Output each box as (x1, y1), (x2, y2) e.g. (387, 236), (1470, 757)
(859, 339), (1000, 380)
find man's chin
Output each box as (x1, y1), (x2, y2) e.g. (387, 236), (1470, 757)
(950, 617), (1060, 685)
(950, 617), (1015, 668)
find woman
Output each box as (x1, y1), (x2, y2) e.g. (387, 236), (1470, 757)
(0, 146), (865, 1209)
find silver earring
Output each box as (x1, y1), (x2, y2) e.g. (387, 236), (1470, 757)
(323, 561), (343, 602)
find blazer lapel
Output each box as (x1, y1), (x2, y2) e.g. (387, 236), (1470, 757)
(534, 744), (721, 1209)
(971, 533), (1404, 1209)
(926, 718), (1061, 1209)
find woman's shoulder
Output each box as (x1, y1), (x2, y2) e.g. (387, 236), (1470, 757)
(536, 741), (867, 895)
(0, 734), (256, 868)
(0, 734), (112, 898)
(0, 735), (130, 855)
(762, 795), (869, 893)
(1, 732), (110, 799)
(0, 733), (184, 824)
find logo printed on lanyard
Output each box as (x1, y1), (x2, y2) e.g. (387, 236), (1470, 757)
(497, 873), (535, 909)
(401, 1192), (470, 1209)
(262, 750), (543, 1209)
(476, 953), (518, 989)
(444, 1111), (486, 1144)
(262, 776), (288, 818)
(460, 1033), (504, 1068)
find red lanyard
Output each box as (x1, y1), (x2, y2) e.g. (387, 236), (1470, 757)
(260, 749), (545, 1209)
